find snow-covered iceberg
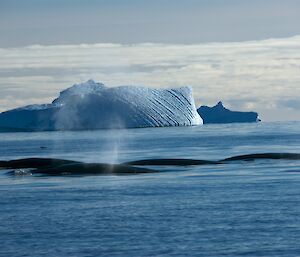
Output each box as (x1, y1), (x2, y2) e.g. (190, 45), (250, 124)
(197, 101), (260, 124)
(0, 80), (202, 131)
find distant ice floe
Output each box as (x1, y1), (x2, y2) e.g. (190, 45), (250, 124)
(197, 101), (260, 124)
(0, 80), (202, 131)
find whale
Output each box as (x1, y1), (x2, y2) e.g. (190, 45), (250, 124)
(221, 153), (300, 162)
(1, 158), (159, 176)
(30, 163), (159, 176)
(0, 158), (80, 169)
(2, 152), (300, 176)
(123, 153), (300, 166)
(281, 169), (300, 173)
(123, 158), (220, 166)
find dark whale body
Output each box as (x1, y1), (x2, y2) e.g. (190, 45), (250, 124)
(0, 158), (80, 169)
(281, 169), (300, 173)
(123, 153), (300, 166)
(0, 158), (158, 176)
(221, 153), (300, 162)
(124, 159), (220, 166)
(2, 152), (300, 176)
(31, 163), (158, 176)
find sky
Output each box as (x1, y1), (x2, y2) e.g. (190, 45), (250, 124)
(0, 0), (300, 121)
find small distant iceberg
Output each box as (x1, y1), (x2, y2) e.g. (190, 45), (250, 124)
(197, 101), (260, 124)
(0, 80), (202, 132)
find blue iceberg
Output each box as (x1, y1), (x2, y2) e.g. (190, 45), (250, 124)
(0, 80), (202, 131)
(197, 101), (260, 124)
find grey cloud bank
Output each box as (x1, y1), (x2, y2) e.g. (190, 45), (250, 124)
(1, 0), (300, 47)
(0, 36), (300, 121)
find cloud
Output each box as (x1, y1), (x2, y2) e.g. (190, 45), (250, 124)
(279, 98), (300, 110)
(0, 36), (300, 121)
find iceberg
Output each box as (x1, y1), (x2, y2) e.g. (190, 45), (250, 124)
(0, 80), (202, 131)
(197, 101), (260, 124)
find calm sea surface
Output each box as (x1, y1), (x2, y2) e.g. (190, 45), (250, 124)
(0, 122), (300, 257)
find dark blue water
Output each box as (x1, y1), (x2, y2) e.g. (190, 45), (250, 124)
(1, 122), (300, 256)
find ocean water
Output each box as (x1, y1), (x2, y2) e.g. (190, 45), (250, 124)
(0, 122), (300, 257)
